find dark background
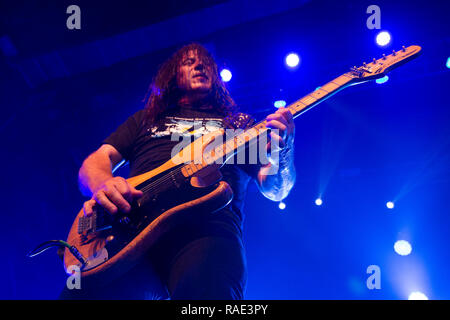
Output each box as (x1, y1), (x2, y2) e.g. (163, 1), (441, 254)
(0, 0), (449, 299)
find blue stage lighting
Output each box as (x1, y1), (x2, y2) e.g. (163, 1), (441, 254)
(274, 100), (286, 108)
(376, 31), (391, 47)
(408, 291), (428, 300)
(285, 53), (300, 68)
(220, 69), (232, 82)
(446, 57), (450, 69)
(394, 240), (412, 256)
(376, 75), (389, 84)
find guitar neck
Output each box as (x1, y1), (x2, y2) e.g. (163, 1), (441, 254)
(178, 72), (357, 178)
(286, 73), (355, 119)
(231, 72), (357, 149)
(235, 44), (422, 149)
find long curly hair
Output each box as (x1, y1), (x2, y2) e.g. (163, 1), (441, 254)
(143, 43), (238, 123)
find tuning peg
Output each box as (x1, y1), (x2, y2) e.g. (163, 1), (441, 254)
(402, 46), (406, 52)
(382, 54), (387, 60)
(392, 50), (397, 56)
(373, 58), (377, 63)
(363, 62), (367, 66)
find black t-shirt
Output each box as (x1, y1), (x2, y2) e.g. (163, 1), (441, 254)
(103, 106), (261, 241)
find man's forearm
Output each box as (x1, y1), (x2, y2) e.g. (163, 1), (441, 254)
(78, 152), (114, 197)
(257, 145), (296, 201)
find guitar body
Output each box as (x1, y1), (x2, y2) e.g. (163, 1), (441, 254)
(63, 133), (234, 286)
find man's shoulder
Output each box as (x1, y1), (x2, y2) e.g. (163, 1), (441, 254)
(126, 108), (149, 126)
(132, 108), (147, 119)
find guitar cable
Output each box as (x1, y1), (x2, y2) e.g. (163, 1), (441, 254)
(27, 240), (87, 267)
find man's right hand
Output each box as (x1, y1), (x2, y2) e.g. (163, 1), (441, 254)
(83, 177), (143, 217)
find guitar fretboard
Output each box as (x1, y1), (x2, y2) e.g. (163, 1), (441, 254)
(179, 73), (355, 178)
(287, 74), (354, 118)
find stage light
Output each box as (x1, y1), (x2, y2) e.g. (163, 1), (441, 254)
(315, 198), (323, 206)
(278, 202), (286, 210)
(274, 100), (286, 108)
(386, 201), (394, 209)
(408, 291), (428, 300)
(446, 57), (450, 69)
(285, 53), (300, 68)
(394, 240), (412, 256)
(376, 75), (389, 84)
(376, 31), (391, 47)
(220, 69), (232, 82)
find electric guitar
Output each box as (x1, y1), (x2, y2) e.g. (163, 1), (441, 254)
(63, 45), (422, 287)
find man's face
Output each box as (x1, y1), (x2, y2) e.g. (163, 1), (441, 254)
(176, 50), (213, 97)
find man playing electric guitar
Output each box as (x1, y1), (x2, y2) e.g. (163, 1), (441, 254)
(60, 43), (296, 299)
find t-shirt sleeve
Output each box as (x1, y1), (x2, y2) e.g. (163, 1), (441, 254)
(102, 109), (146, 160)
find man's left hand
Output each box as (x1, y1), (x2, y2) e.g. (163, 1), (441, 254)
(265, 107), (295, 152)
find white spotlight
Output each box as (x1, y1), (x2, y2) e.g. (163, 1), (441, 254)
(394, 240), (412, 256)
(315, 198), (323, 206)
(285, 53), (300, 68)
(278, 202), (286, 210)
(376, 31), (391, 47)
(386, 201), (394, 209)
(408, 291), (428, 300)
(220, 69), (232, 82)
(274, 100), (286, 108)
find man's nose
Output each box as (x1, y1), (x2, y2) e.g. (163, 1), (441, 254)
(194, 61), (205, 71)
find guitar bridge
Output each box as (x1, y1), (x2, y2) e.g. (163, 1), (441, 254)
(78, 212), (112, 235)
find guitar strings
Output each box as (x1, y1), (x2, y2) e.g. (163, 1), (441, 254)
(138, 166), (184, 195)
(138, 135), (262, 196)
(137, 145), (235, 195)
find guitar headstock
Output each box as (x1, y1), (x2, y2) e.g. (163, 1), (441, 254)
(348, 45), (422, 83)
